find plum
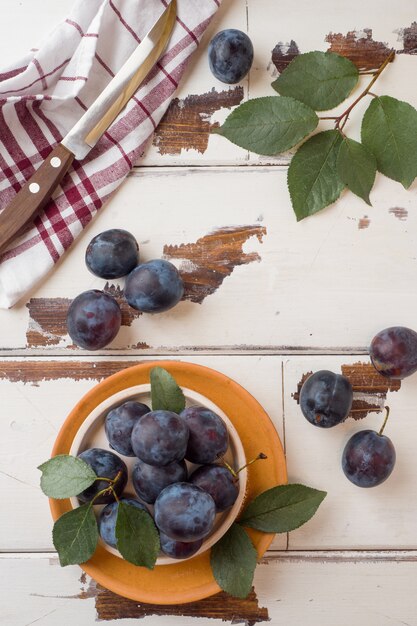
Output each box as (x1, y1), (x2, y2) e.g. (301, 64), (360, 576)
(124, 259), (183, 313)
(208, 29), (254, 84)
(85, 229), (139, 279)
(66, 290), (121, 350)
(299, 370), (353, 428)
(154, 482), (216, 542)
(370, 326), (417, 379)
(77, 448), (127, 504)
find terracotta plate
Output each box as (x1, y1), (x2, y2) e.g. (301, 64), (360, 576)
(50, 360), (287, 605)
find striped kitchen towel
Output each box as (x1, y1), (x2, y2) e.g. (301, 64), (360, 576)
(0, 0), (220, 308)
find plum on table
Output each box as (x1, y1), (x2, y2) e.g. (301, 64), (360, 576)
(370, 326), (417, 379)
(208, 29), (254, 84)
(299, 370), (353, 428)
(66, 290), (121, 350)
(342, 407), (396, 488)
(124, 259), (184, 313)
(85, 229), (139, 279)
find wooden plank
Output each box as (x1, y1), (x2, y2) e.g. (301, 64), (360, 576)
(0, 355), (285, 551)
(284, 355), (417, 550)
(1, 167), (416, 351)
(2, 552), (417, 626)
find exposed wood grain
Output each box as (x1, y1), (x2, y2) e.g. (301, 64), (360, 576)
(271, 27), (405, 76)
(325, 29), (393, 70)
(398, 21), (417, 54)
(270, 22), (417, 78)
(292, 361), (401, 420)
(163, 225), (266, 304)
(87, 581), (269, 624)
(0, 359), (146, 383)
(271, 40), (300, 72)
(25, 224), (266, 347)
(152, 87), (244, 155)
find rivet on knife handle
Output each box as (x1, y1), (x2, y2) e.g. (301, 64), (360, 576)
(0, 144), (74, 255)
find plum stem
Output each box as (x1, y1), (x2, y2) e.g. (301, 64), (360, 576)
(379, 406), (390, 436)
(221, 460), (237, 478)
(91, 485), (117, 504)
(222, 453), (268, 479)
(89, 470), (123, 503)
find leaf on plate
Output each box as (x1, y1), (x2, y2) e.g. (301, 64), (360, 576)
(361, 95), (417, 188)
(115, 501), (160, 569)
(52, 503), (98, 567)
(38, 454), (97, 499)
(288, 129), (345, 220)
(212, 96), (318, 156)
(272, 51), (359, 111)
(238, 484), (327, 533)
(336, 137), (377, 205)
(210, 523), (257, 598)
(150, 366), (185, 414)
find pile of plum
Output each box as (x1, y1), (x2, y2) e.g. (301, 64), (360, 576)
(299, 326), (417, 489)
(77, 403), (239, 560)
(67, 229), (184, 350)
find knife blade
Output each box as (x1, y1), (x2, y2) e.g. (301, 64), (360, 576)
(0, 0), (176, 255)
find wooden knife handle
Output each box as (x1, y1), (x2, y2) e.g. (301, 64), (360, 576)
(0, 144), (74, 255)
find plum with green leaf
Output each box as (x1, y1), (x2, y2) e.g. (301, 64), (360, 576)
(77, 448), (127, 504)
(99, 498), (147, 548)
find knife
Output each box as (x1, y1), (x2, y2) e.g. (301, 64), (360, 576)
(0, 0), (176, 255)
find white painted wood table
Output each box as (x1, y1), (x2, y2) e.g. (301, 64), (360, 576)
(1, 1), (417, 624)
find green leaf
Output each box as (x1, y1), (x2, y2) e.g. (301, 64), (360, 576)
(361, 95), (417, 188)
(115, 501), (160, 569)
(272, 51), (359, 111)
(239, 484), (327, 533)
(288, 129), (345, 220)
(336, 138), (377, 205)
(38, 455), (97, 499)
(210, 523), (257, 598)
(52, 503), (98, 567)
(150, 367), (185, 413)
(212, 96), (318, 156)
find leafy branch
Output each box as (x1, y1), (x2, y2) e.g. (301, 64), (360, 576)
(213, 50), (417, 220)
(320, 50), (395, 133)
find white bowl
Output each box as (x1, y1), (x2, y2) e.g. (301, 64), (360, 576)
(69, 384), (247, 565)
